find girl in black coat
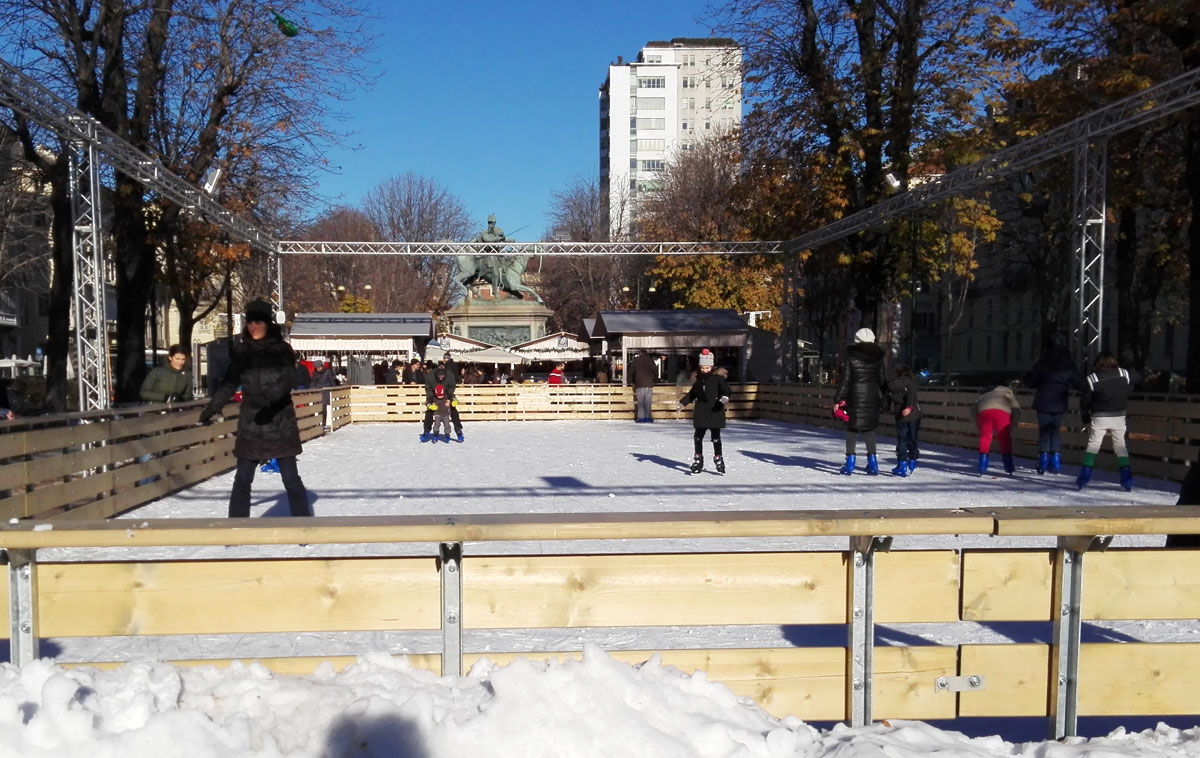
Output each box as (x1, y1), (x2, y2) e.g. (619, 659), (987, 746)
(832, 328), (889, 475)
(678, 349), (732, 474)
(200, 300), (310, 518)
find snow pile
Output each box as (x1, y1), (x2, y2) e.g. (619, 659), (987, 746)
(1, 647), (1198, 757)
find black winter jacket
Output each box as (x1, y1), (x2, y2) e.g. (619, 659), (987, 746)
(425, 370), (458, 404)
(887, 375), (922, 423)
(202, 334), (303, 461)
(1082, 367), (1143, 417)
(680, 370), (732, 429)
(1024, 347), (1085, 414)
(833, 343), (888, 432)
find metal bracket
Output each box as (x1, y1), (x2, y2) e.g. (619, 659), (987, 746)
(1050, 537), (1084, 739)
(7, 548), (38, 665)
(438, 542), (463, 678)
(936, 675), (987, 692)
(849, 535), (893, 554)
(1063, 535), (1112, 553)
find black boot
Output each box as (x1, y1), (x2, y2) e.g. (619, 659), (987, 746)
(689, 454), (703, 474)
(714, 455), (725, 474)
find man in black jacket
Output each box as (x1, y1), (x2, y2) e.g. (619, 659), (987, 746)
(1024, 331), (1085, 474)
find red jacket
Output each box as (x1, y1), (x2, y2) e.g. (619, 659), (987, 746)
(548, 368), (565, 385)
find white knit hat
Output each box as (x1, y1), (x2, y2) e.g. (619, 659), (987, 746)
(854, 327), (875, 344)
(698, 349), (714, 367)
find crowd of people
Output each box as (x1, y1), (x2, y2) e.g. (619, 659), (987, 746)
(829, 327), (1142, 492)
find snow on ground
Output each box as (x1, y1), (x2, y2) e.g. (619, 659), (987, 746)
(5, 420), (1196, 756)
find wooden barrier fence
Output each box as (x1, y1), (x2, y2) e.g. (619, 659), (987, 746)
(2, 507), (1199, 738)
(1, 383), (1196, 524)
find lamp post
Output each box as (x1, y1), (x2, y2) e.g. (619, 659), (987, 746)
(621, 280), (656, 309)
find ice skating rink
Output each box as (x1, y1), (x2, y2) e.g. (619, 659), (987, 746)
(120, 419), (1180, 551)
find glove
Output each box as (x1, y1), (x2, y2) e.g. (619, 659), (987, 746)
(198, 407), (216, 425)
(450, 398), (458, 407)
(164, 394), (179, 403)
(1081, 412), (1091, 425)
(254, 406), (277, 425)
(675, 404), (685, 413)
(718, 395), (729, 405)
(428, 403), (438, 411)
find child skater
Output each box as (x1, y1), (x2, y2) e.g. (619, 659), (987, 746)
(970, 382), (1021, 475)
(678, 348), (731, 474)
(429, 382), (454, 443)
(887, 364), (922, 477)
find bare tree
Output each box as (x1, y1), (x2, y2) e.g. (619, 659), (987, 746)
(359, 173), (473, 314)
(548, 174), (607, 242)
(0, 128), (51, 299)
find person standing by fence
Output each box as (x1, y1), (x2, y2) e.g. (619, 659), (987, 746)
(1076, 350), (1142, 491)
(139, 345), (193, 403)
(1025, 331), (1085, 475)
(888, 364), (922, 477)
(629, 350), (657, 422)
(199, 299), (311, 518)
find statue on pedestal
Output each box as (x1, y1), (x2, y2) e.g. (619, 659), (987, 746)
(454, 214), (542, 301)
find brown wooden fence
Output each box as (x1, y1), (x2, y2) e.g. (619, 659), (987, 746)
(1, 383), (1196, 523)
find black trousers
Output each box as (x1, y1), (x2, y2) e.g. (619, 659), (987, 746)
(845, 429), (878, 456)
(693, 427), (722, 456)
(229, 455), (310, 518)
(423, 405), (463, 434)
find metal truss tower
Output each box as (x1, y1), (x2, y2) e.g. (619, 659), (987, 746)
(1072, 140), (1107, 364)
(67, 123), (110, 411)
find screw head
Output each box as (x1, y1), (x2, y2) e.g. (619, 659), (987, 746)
(853, 607), (864, 619)
(936, 677), (949, 690)
(18, 621), (31, 633)
(968, 675), (981, 688)
(446, 613), (459, 625)
(447, 563), (457, 573)
(852, 679), (863, 691)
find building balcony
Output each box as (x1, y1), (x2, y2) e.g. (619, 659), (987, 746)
(0, 289), (18, 328)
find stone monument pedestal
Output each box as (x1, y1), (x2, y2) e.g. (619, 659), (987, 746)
(446, 286), (552, 347)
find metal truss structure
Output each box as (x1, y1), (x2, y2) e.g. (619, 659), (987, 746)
(782, 65), (1200, 365)
(0, 57), (276, 409)
(276, 240), (783, 256)
(67, 123), (110, 411)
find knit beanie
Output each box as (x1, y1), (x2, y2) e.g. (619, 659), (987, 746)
(854, 327), (875, 344)
(698, 349), (714, 367)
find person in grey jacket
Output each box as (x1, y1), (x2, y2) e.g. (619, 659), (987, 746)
(629, 350), (657, 422)
(1076, 350), (1143, 491)
(199, 299), (310, 518)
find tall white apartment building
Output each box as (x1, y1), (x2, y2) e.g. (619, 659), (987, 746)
(599, 38), (742, 239)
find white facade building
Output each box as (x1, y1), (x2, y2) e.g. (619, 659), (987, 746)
(599, 38), (742, 239)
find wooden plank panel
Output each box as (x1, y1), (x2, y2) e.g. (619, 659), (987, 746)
(38, 557), (441, 636)
(462, 553), (850, 628)
(24, 444), (114, 481)
(1079, 643), (1200, 715)
(65, 454), (236, 521)
(67, 654), (442, 675)
(959, 644), (1049, 717)
(1082, 550), (1200, 620)
(874, 646), (958, 720)
(875, 551), (960, 623)
(0, 491), (28, 522)
(0, 460), (23, 491)
(0, 563), (7, 639)
(19, 423), (109, 455)
(961, 551), (1053, 621)
(463, 648), (849, 721)
(25, 470), (115, 516)
(993, 506), (1200, 537)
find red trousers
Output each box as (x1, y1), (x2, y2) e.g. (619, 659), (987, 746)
(976, 409), (1013, 454)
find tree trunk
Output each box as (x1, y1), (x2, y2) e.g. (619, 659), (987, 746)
(1187, 114), (1200, 393)
(1113, 206), (1143, 368)
(113, 172), (152, 404)
(44, 166), (74, 412)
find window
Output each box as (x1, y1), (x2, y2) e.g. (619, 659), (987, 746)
(704, 120), (711, 130)
(681, 140), (693, 151)
(638, 139), (665, 151)
(722, 97), (735, 109)
(639, 77), (665, 88)
(721, 75), (736, 88)
(636, 117), (665, 130)
(629, 117), (637, 129)
(681, 120), (689, 131)
(682, 76), (694, 88)
(645, 55), (662, 63)
(681, 97), (691, 110)
(630, 158), (637, 169)
(705, 97), (711, 110)
(641, 160), (664, 172)
(637, 97), (665, 110)
(630, 139), (638, 153)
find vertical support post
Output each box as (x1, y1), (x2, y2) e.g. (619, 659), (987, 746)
(439, 541), (463, 677)
(1049, 537), (1083, 739)
(5, 549), (39, 665)
(846, 536), (880, 726)
(1071, 139), (1107, 367)
(271, 248), (284, 317)
(68, 121), (110, 411)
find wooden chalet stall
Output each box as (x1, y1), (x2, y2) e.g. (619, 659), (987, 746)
(510, 331), (592, 379)
(289, 312), (435, 368)
(591, 309), (751, 385)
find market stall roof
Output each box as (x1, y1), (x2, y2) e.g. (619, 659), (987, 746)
(289, 313), (434, 353)
(425, 337), (526, 365)
(510, 331), (591, 362)
(592, 309), (750, 349)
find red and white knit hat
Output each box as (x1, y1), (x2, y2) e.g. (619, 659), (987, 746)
(698, 349), (714, 367)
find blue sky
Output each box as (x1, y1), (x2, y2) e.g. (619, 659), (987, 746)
(312, 1), (717, 240)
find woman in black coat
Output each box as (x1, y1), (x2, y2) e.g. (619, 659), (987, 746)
(678, 349), (732, 475)
(832, 328), (889, 475)
(200, 299), (310, 518)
